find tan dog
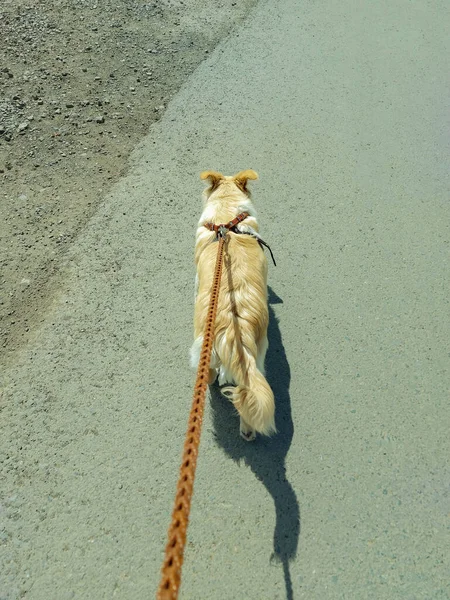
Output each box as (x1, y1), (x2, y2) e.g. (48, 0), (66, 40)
(190, 170), (276, 441)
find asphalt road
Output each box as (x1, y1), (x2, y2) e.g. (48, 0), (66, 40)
(1, 0), (449, 598)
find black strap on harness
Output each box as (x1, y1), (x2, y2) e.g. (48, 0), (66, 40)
(256, 237), (277, 267)
(235, 229), (276, 267)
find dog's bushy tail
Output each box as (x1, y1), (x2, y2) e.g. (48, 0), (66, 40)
(222, 354), (276, 436)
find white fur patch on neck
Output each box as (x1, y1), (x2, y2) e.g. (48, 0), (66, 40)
(198, 198), (257, 226)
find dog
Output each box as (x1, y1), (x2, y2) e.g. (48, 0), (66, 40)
(190, 170), (276, 441)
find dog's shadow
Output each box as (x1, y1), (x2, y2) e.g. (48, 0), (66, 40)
(209, 287), (300, 600)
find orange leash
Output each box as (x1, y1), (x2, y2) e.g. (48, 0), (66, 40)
(157, 234), (226, 599)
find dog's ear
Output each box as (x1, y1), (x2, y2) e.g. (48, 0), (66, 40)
(233, 169), (258, 192)
(200, 170), (223, 190)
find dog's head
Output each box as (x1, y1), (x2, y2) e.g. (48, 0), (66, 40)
(200, 170), (258, 199)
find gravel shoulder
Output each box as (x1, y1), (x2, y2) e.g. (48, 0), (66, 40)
(0, 0), (257, 367)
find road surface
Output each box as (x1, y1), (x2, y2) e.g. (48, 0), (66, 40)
(1, 0), (449, 598)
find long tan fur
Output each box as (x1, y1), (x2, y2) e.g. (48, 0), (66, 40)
(190, 170), (276, 441)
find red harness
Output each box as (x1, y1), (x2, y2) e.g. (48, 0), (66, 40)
(202, 211), (276, 266)
(203, 211), (250, 236)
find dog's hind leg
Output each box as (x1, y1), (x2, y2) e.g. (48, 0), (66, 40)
(218, 365), (234, 386)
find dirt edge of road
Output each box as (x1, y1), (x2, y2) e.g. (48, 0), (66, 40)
(0, 0), (258, 368)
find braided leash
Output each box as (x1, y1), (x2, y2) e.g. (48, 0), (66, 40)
(157, 233), (227, 600)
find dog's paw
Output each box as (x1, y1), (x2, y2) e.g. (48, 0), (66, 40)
(240, 429), (256, 442)
(240, 418), (256, 442)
